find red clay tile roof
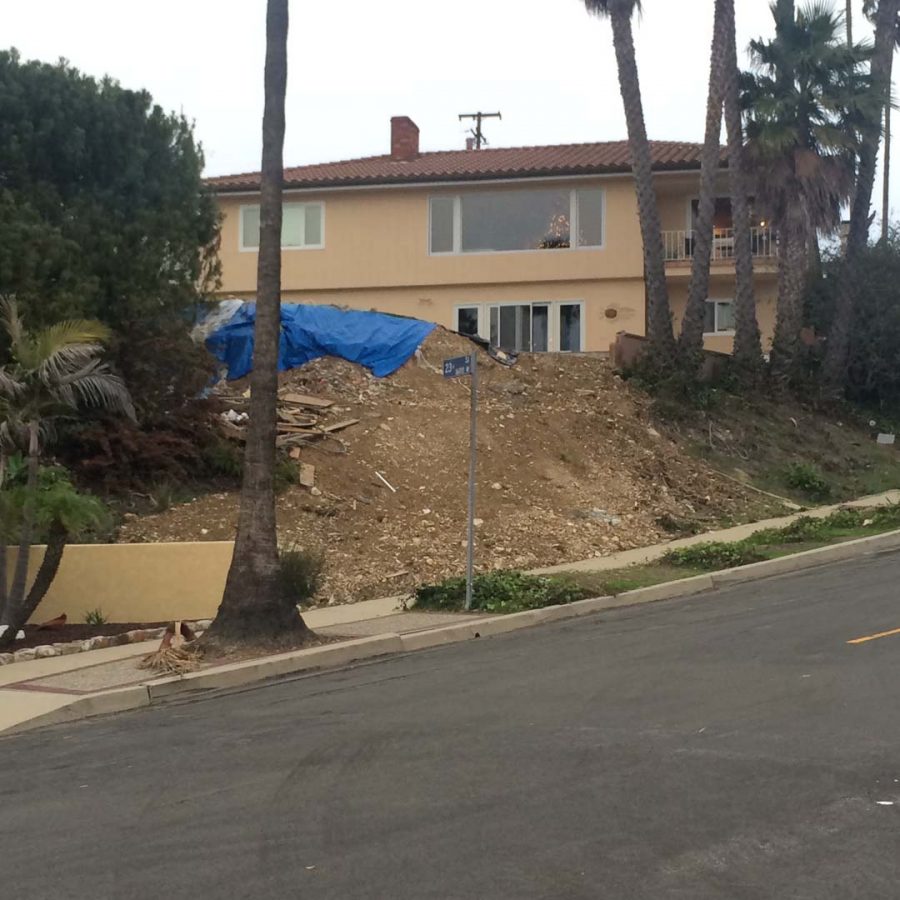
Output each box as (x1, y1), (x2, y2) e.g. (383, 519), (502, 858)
(206, 140), (710, 192)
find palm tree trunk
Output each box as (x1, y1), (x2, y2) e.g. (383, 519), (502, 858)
(679, 0), (728, 363)
(207, 0), (309, 642)
(0, 452), (8, 618)
(0, 521), (68, 649)
(824, 0), (900, 388)
(882, 99), (891, 242)
(6, 425), (39, 619)
(608, 0), (675, 364)
(769, 214), (808, 384)
(722, 0), (763, 373)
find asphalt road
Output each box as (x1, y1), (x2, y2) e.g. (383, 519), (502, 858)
(2, 553), (900, 899)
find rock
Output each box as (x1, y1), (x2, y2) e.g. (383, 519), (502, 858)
(54, 643), (83, 656)
(126, 630), (148, 643)
(34, 645), (58, 658)
(14, 648), (36, 662)
(647, 427), (661, 439)
(80, 641), (94, 652)
(310, 486), (323, 497)
(491, 482), (502, 491)
(473, 518), (484, 527)
(88, 636), (112, 650)
(0, 653), (14, 665)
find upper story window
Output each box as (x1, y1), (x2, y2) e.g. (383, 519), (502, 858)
(429, 186), (603, 255)
(240, 202), (324, 251)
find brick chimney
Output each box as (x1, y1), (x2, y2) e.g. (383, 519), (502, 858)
(390, 116), (419, 161)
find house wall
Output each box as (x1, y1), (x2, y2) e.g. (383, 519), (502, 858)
(212, 171), (776, 353)
(669, 274), (778, 354)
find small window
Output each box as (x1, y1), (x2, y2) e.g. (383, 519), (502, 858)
(240, 202), (324, 250)
(456, 306), (479, 337)
(430, 196), (455, 253)
(704, 300), (735, 334)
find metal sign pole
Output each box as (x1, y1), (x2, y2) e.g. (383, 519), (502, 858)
(465, 352), (477, 611)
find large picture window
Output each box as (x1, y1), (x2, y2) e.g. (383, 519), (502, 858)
(430, 187), (603, 254)
(240, 202), (324, 250)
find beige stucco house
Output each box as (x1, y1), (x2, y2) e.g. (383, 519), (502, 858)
(206, 116), (777, 355)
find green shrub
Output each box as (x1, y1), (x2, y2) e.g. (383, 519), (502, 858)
(663, 541), (766, 570)
(84, 608), (107, 626)
(783, 462), (831, 500)
(274, 457), (300, 493)
(203, 440), (243, 479)
(415, 570), (589, 614)
(278, 545), (323, 606)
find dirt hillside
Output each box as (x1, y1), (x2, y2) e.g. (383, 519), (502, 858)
(117, 329), (782, 603)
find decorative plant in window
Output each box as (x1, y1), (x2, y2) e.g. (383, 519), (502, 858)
(539, 212), (571, 249)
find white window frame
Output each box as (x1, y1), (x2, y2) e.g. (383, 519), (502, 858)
(239, 202), (326, 252)
(453, 304), (484, 338)
(703, 299), (735, 336)
(471, 300), (584, 352)
(428, 188), (605, 256)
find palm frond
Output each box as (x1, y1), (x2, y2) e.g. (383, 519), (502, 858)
(69, 371), (136, 421)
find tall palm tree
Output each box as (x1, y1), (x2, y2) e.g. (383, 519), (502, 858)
(743, 1), (875, 382)
(207, 0), (310, 643)
(862, 0), (900, 241)
(823, 0), (900, 387)
(723, 0), (764, 373)
(0, 299), (133, 647)
(679, 0), (729, 362)
(582, 0), (676, 364)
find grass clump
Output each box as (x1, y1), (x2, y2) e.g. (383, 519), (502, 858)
(664, 541), (766, 570)
(278, 545), (323, 606)
(415, 570), (589, 614)
(84, 607), (108, 626)
(783, 462), (832, 501)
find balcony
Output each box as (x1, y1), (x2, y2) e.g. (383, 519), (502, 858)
(662, 227), (776, 264)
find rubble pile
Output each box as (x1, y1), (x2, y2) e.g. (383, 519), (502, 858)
(117, 328), (781, 604)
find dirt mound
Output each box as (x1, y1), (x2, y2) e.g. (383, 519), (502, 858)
(117, 329), (781, 603)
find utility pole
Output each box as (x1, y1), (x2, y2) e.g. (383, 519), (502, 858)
(458, 111), (502, 149)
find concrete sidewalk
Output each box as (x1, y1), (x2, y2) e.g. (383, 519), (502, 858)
(532, 489), (900, 575)
(2, 489), (898, 736)
(0, 596), (475, 733)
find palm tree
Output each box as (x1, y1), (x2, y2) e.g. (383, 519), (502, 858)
(0, 299), (132, 647)
(582, 0), (676, 365)
(743, 1), (875, 382)
(823, 0), (900, 387)
(206, 0), (311, 643)
(862, 0), (900, 242)
(679, 0), (729, 363)
(723, 0), (764, 373)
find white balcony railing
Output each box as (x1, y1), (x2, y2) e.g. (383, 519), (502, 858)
(662, 227), (776, 262)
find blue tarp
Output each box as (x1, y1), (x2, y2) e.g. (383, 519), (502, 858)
(204, 303), (437, 380)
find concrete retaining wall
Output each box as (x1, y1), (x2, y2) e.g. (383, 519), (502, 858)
(15, 542), (235, 624)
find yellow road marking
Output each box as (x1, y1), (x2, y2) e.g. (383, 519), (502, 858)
(847, 626), (900, 645)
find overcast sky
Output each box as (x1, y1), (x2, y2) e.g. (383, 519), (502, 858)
(6, 0), (896, 222)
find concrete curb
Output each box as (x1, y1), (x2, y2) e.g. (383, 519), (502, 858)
(7, 528), (900, 736)
(4, 685), (151, 735)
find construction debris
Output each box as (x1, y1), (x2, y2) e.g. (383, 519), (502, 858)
(119, 327), (784, 606)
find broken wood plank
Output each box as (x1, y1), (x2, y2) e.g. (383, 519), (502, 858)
(289, 447), (302, 460)
(298, 463), (315, 488)
(280, 392), (335, 409)
(322, 418), (359, 434)
(276, 423), (320, 435)
(277, 410), (318, 428)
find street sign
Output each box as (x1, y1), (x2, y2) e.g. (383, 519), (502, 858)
(443, 355), (472, 378)
(443, 353), (478, 610)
